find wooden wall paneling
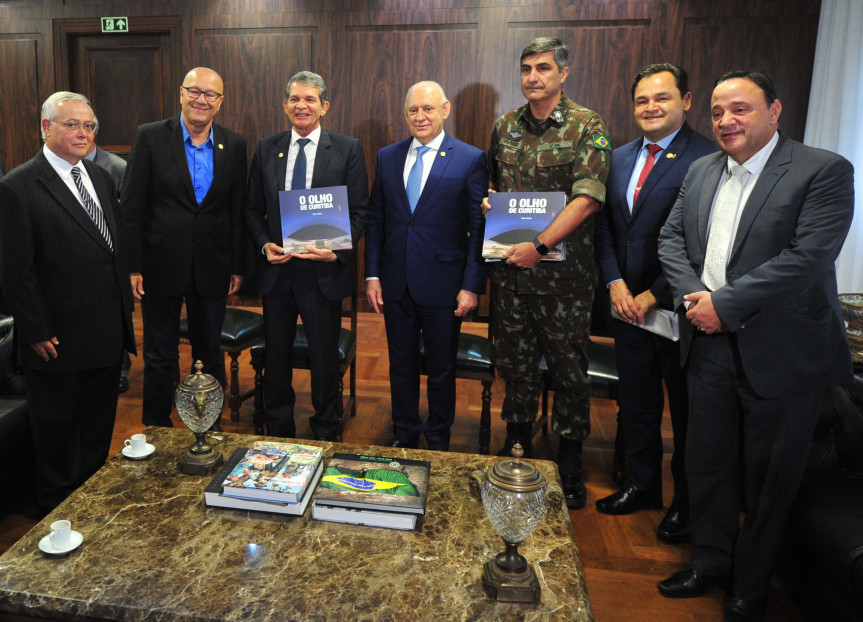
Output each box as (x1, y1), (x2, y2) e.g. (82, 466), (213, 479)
(681, 14), (820, 141)
(195, 26), (317, 162)
(0, 36), (42, 169)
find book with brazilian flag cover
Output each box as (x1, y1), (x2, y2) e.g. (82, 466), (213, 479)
(313, 453), (431, 515)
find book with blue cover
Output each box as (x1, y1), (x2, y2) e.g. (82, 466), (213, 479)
(482, 191), (566, 261)
(279, 185), (352, 254)
(220, 441), (324, 503)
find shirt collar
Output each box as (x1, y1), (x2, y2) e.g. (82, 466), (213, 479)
(180, 118), (214, 146)
(84, 147), (97, 162)
(641, 125), (683, 153)
(726, 131), (780, 176)
(410, 130), (445, 154)
(42, 144), (79, 177)
(292, 125), (322, 147)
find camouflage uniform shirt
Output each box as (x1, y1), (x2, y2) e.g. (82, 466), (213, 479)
(487, 95), (611, 295)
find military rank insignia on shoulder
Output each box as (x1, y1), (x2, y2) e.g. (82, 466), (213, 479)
(593, 135), (611, 150)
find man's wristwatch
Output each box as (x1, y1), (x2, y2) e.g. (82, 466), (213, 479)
(532, 237), (549, 256)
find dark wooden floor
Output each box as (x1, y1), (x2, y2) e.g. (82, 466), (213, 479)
(1, 307), (805, 621)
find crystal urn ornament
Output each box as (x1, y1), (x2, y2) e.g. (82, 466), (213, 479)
(174, 360), (224, 475)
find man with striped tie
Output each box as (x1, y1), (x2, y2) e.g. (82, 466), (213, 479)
(0, 92), (135, 512)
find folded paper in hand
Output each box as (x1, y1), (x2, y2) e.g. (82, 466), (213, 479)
(611, 307), (679, 341)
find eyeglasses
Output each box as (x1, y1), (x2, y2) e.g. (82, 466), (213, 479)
(181, 86), (223, 103)
(52, 120), (96, 134)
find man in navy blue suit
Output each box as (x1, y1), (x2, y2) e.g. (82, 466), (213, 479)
(595, 64), (716, 541)
(365, 81), (487, 451)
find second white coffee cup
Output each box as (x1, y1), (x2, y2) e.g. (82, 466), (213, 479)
(125, 433), (147, 455)
(49, 519), (71, 549)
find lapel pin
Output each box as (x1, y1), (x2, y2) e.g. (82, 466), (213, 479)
(279, 152), (284, 158)
(666, 153), (676, 159)
(218, 144), (224, 150)
(440, 151), (446, 157)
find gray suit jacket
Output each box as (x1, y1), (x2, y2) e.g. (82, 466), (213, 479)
(658, 133), (854, 398)
(92, 146), (126, 195)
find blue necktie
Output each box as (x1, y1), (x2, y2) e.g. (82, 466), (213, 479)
(406, 145), (430, 212)
(291, 138), (310, 190)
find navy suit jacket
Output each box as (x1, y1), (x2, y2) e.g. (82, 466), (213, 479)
(595, 122), (717, 310)
(364, 133), (488, 306)
(244, 129), (370, 301)
(659, 134), (854, 398)
(0, 151), (135, 372)
(120, 114), (248, 298)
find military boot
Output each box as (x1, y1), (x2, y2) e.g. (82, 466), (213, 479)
(557, 436), (586, 509)
(496, 422), (534, 458)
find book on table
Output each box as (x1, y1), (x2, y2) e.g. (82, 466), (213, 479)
(311, 453), (432, 530)
(204, 448), (323, 516)
(220, 441), (324, 503)
(482, 191), (566, 261)
(279, 185), (352, 254)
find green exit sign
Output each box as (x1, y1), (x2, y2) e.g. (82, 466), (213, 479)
(101, 17), (129, 33)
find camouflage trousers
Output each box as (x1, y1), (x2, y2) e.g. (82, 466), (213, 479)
(492, 285), (593, 441)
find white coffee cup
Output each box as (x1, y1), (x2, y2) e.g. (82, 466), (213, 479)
(49, 519), (71, 550)
(125, 433), (147, 455)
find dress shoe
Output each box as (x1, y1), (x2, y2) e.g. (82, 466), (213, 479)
(658, 567), (728, 598)
(657, 506), (691, 544)
(387, 437), (418, 449)
(595, 482), (662, 515)
(724, 596), (764, 622)
(557, 437), (586, 509)
(118, 377), (130, 393)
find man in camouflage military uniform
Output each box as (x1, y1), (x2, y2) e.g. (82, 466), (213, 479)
(485, 36), (610, 509)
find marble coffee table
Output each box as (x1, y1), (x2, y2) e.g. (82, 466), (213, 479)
(0, 426), (593, 621)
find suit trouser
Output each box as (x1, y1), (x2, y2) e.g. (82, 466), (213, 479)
(24, 361), (121, 510)
(383, 292), (461, 450)
(614, 319), (688, 505)
(140, 278), (227, 427)
(493, 285), (592, 441)
(262, 263), (342, 440)
(686, 331), (822, 605)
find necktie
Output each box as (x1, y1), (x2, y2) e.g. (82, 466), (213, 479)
(702, 165), (749, 290)
(291, 138), (310, 190)
(70, 166), (113, 250)
(632, 143), (662, 207)
(406, 145), (430, 212)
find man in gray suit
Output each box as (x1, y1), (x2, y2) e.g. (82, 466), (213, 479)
(657, 71), (854, 621)
(84, 119), (132, 392)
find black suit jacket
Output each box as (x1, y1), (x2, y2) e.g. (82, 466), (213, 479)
(0, 150), (135, 372)
(659, 134), (854, 398)
(244, 129), (370, 301)
(596, 122), (717, 309)
(120, 114), (248, 298)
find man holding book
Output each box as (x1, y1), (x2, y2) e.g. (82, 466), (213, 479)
(245, 71), (370, 441)
(484, 36), (610, 509)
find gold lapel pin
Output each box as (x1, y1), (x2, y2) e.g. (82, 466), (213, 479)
(218, 144), (224, 150)
(440, 151), (446, 157)
(279, 152), (284, 158)
(666, 153), (676, 159)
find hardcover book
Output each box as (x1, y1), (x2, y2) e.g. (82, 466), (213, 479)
(313, 453), (431, 515)
(279, 185), (352, 254)
(311, 502), (418, 531)
(220, 441), (324, 503)
(204, 448), (323, 516)
(482, 191), (566, 261)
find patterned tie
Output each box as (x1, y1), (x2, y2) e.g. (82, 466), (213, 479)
(70, 166), (113, 250)
(291, 138), (311, 190)
(632, 143), (662, 207)
(702, 165), (749, 290)
(406, 145), (430, 212)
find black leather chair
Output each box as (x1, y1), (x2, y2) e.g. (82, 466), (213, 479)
(179, 308), (265, 422)
(0, 315), (31, 517)
(249, 292), (357, 439)
(419, 332), (496, 454)
(778, 377), (863, 622)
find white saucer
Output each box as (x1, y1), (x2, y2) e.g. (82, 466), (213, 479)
(38, 530), (83, 555)
(122, 443), (155, 460)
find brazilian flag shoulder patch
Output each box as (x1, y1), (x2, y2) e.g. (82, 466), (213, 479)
(593, 135), (611, 150)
